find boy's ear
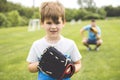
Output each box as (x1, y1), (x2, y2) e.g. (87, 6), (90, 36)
(63, 20), (66, 24)
(62, 20), (66, 27)
(40, 20), (43, 25)
(40, 21), (44, 28)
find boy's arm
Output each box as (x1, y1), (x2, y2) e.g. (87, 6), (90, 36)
(74, 60), (82, 73)
(28, 62), (39, 73)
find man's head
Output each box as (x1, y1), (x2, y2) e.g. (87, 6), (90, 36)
(40, 1), (65, 38)
(91, 19), (96, 27)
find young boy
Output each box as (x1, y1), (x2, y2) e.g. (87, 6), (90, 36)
(26, 1), (82, 80)
(80, 19), (103, 51)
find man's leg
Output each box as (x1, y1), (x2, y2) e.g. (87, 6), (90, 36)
(95, 39), (103, 51)
(82, 38), (91, 51)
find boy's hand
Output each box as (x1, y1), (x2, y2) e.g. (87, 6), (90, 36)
(74, 60), (81, 73)
(66, 67), (71, 74)
(28, 62), (39, 73)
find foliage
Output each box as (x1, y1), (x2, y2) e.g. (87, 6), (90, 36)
(7, 10), (27, 27)
(77, 0), (96, 9)
(0, 0), (119, 27)
(104, 5), (120, 17)
(97, 8), (107, 18)
(0, 13), (11, 27)
(18, 7), (34, 19)
(65, 9), (77, 21)
(83, 13), (102, 20)
(0, 0), (22, 13)
(65, 8), (106, 21)
(32, 11), (40, 19)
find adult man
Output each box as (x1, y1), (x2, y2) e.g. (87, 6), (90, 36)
(80, 19), (103, 51)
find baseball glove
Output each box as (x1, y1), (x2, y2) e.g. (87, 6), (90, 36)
(37, 46), (75, 79)
(90, 27), (98, 34)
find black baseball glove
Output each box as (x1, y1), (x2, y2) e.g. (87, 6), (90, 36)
(37, 46), (75, 80)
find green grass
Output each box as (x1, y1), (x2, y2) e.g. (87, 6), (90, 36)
(0, 19), (120, 80)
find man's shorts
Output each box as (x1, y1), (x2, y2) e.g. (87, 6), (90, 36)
(87, 39), (97, 44)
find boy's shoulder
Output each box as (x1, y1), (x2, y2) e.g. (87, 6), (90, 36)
(63, 37), (74, 42)
(32, 37), (45, 46)
(32, 36), (76, 47)
(61, 36), (75, 45)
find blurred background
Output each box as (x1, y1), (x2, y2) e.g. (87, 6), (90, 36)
(0, 0), (120, 80)
(0, 0), (120, 27)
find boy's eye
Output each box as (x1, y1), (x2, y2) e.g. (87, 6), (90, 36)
(46, 21), (61, 25)
(55, 21), (60, 24)
(55, 22), (60, 24)
(46, 22), (52, 24)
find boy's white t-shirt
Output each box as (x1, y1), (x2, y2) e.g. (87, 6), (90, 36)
(27, 36), (82, 63)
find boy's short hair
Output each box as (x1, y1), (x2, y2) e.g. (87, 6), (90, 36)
(40, 1), (65, 23)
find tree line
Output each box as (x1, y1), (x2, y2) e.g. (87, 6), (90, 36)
(0, 0), (120, 27)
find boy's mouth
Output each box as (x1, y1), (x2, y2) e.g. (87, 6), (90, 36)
(49, 30), (58, 34)
(49, 29), (58, 33)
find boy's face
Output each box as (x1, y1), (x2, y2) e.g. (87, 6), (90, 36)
(42, 17), (64, 38)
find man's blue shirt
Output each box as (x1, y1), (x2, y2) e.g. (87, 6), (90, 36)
(83, 25), (101, 40)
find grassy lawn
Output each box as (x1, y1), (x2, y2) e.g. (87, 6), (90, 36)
(0, 19), (120, 80)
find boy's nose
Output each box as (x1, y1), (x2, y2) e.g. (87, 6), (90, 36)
(51, 24), (57, 28)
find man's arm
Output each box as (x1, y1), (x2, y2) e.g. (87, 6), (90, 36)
(91, 27), (101, 40)
(28, 62), (39, 73)
(74, 60), (82, 73)
(96, 34), (101, 40)
(80, 28), (86, 40)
